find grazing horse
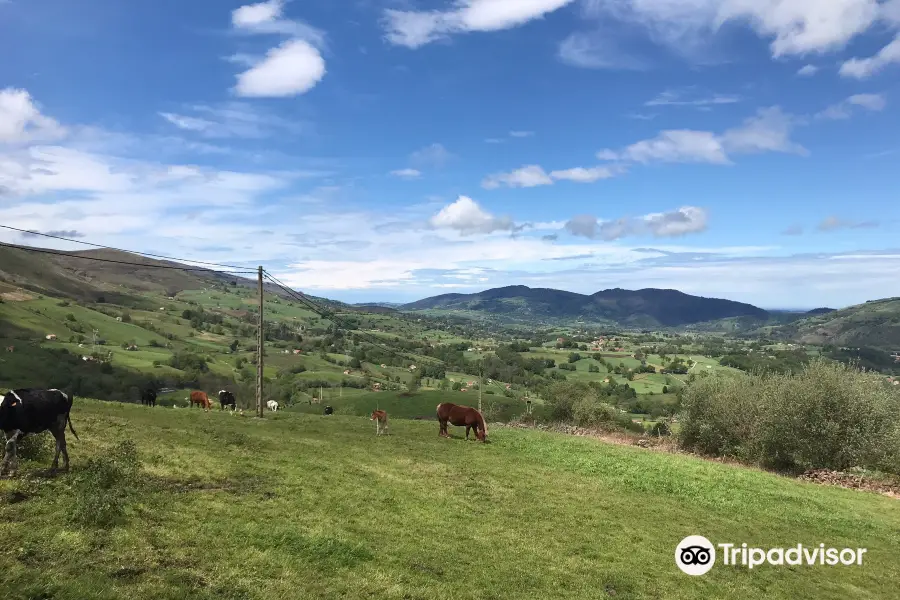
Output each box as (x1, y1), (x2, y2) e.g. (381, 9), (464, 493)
(218, 390), (236, 411)
(436, 402), (487, 442)
(371, 410), (388, 435)
(189, 391), (211, 411)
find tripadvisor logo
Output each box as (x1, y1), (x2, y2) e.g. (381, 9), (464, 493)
(676, 536), (867, 575)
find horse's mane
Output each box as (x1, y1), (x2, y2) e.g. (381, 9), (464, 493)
(477, 409), (487, 436)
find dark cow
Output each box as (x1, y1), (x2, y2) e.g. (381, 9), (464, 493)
(141, 389), (157, 407)
(218, 390), (236, 411)
(0, 388), (79, 476)
(324, 405), (334, 415)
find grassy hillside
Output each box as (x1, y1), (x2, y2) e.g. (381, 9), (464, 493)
(765, 298), (900, 351)
(1, 400), (898, 600)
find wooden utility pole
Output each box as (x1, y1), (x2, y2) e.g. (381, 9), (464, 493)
(256, 266), (264, 418)
(478, 361), (483, 413)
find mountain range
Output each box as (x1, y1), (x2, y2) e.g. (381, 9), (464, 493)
(1, 243), (897, 349)
(402, 285), (772, 327)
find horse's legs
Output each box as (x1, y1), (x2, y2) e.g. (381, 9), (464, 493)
(465, 425), (471, 440)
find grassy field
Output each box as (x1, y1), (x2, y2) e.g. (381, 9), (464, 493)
(1, 400), (898, 600)
(286, 389), (539, 422)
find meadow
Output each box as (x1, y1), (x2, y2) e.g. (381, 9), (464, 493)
(1, 400), (898, 600)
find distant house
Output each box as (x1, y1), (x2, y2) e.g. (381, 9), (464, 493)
(45, 334), (57, 341)
(381, 364), (387, 368)
(116, 317), (122, 322)
(557, 338), (565, 343)
(343, 370), (351, 375)
(293, 349), (302, 355)
(409, 365), (417, 370)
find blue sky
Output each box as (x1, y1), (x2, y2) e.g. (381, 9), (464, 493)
(1, 0), (899, 309)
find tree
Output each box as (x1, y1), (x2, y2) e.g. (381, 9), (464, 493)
(230, 340), (240, 352)
(662, 385), (669, 394)
(568, 352), (582, 364)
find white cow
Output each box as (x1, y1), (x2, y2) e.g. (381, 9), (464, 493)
(266, 400), (279, 412)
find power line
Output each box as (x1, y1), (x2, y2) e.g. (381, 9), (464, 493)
(262, 271), (444, 368)
(0, 224), (252, 271)
(0, 242), (256, 275)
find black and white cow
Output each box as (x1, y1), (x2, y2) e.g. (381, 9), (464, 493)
(141, 388), (157, 407)
(218, 390), (236, 411)
(0, 388), (79, 476)
(324, 405), (334, 416)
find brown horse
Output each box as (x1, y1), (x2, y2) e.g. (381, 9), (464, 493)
(189, 391), (211, 411)
(436, 402), (487, 442)
(371, 410), (389, 435)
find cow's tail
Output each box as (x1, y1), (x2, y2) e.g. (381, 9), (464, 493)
(67, 413), (79, 440)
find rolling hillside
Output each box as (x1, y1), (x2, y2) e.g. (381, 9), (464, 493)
(2, 400), (898, 600)
(403, 285), (770, 327)
(765, 297), (900, 351)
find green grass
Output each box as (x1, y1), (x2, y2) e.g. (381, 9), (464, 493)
(286, 389), (535, 422)
(1, 400), (898, 599)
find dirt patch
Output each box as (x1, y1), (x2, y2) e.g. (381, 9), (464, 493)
(798, 469), (900, 499)
(0, 290), (35, 301)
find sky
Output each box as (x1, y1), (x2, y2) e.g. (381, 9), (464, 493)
(0, 0), (899, 310)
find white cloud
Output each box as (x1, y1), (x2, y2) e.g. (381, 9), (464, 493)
(410, 143), (455, 167)
(0, 88), (66, 145)
(159, 103), (304, 138)
(232, 0), (283, 29)
(549, 166), (621, 182)
(482, 165), (554, 189)
(840, 35), (900, 78)
(557, 31), (648, 70)
(390, 168), (422, 180)
(581, 0), (886, 63)
(614, 130), (730, 164)
(509, 130), (534, 137)
(429, 195), (514, 234)
(231, 0), (326, 46)
(816, 216), (879, 231)
(816, 93), (887, 120)
(716, 0), (881, 57)
(720, 107), (806, 155)
(565, 206), (709, 241)
(595, 107), (804, 168)
(234, 40), (326, 98)
(383, 0), (577, 48)
(645, 89), (740, 107)
(643, 206), (709, 237)
(797, 64), (819, 76)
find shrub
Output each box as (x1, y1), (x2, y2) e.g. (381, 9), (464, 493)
(648, 421), (672, 437)
(65, 313), (76, 322)
(678, 359), (900, 474)
(68, 439), (141, 528)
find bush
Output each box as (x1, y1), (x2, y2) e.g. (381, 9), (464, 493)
(678, 360), (900, 474)
(68, 439), (141, 528)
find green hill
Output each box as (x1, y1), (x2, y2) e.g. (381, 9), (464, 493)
(1, 400), (897, 600)
(403, 285), (770, 327)
(765, 297), (900, 351)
